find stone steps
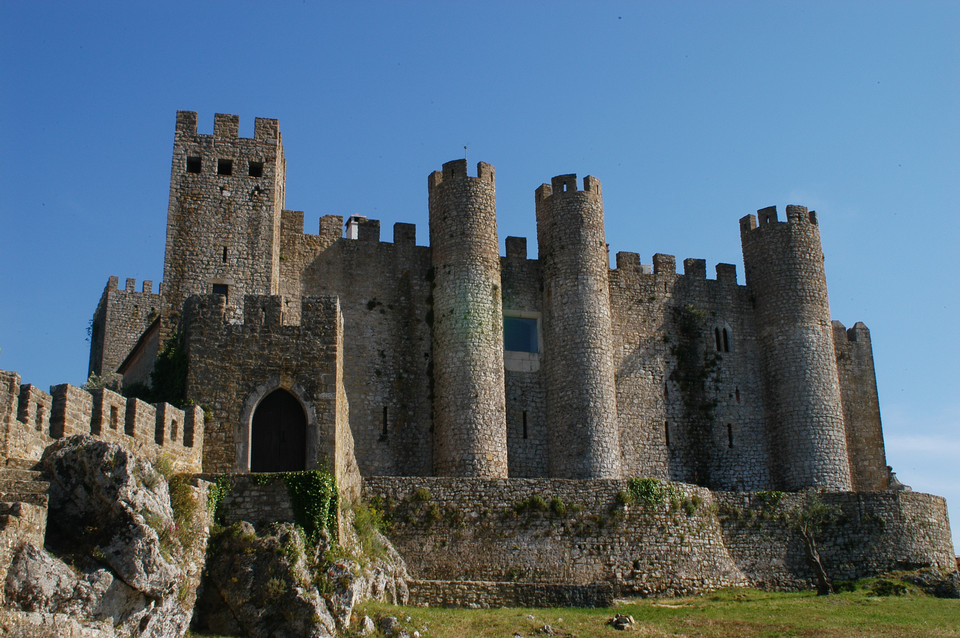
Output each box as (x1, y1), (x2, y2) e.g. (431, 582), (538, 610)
(0, 467), (49, 508)
(3, 457), (39, 471)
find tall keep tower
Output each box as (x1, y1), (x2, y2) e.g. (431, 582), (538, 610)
(428, 160), (508, 478)
(161, 111), (286, 332)
(536, 175), (621, 479)
(740, 205), (852, 491)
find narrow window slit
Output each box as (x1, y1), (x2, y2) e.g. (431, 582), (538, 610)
(522, 410), (528, 439)
(722, 328), (730, 352)
(727, 424), (734, 448)
(381, 406), (388, 439)
(664, 421), (670, 448)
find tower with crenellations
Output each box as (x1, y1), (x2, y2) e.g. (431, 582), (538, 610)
(428, 160), (509, 478)
(740, 205), (852, 491)
(535, 175), (621, 479)
(160, 111), (286, 335)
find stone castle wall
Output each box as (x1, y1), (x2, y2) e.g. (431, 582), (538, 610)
(0, 369), (203, 472)
(364, 477), (955, 606)
(181, 294), (361, 498)
(278, 212), (435, 478)
(88, 276), (160, 380)
(609, 254), (772, 490)
(833, 321), (889, 491)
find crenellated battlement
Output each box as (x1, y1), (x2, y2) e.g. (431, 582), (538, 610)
(185, 293), (341, 333)
(739, 204), (819, 235)
(175, 110), (280, 144)
(535, 174), (602, 203)
(428, 159), (495, 191)
(0, 369), (203, 472)
(104, 276), (160, 295)
(833, 320), (872, 343)
(611, 252), (738, 286)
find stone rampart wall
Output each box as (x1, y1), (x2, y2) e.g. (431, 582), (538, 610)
(88, 276), (161, 378)
(0, 370), (203, 472)
(833, 321), (888, 491)
(283, 215), (435, 478)
(364, 477), (955, 602)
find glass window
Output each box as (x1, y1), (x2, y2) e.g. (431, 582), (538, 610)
(504, 316), (538, 353)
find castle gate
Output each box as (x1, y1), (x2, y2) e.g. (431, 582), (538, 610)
(250, 389), (306, 472)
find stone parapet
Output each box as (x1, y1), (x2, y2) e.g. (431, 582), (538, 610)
(0, 369), (203, 472)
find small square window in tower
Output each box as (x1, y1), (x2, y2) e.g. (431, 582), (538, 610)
(186, 156), (202, 173)
(504, 316), (538, 353)
(248, 161), (264, 177)
(217, 159), (233, 175)
(212, 283), (229, 300)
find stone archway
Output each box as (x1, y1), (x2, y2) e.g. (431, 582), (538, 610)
(250, 388), (307, 472)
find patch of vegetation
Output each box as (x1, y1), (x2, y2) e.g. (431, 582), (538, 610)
(625, 478), (674, 508)
(281, 470), (339, 544)
(207, 475), (232, 523)
(150, 329), (188, 407)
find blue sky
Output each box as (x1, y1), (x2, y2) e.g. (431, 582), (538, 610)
(1, 2), (958, 551)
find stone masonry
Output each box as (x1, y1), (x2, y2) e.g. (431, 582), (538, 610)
(75, 111), (955, 605)
(86, 112), (911, 492)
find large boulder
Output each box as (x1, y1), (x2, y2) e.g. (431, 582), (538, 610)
(193, 521), (338, 638)
(3, 436), (211, 637)
(194, 521), (410, 637)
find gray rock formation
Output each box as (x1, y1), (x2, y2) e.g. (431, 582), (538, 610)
(3, 436), (210, 637)
(193, 521), (409, 637)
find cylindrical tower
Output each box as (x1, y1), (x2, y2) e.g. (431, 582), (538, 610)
(740, 205), (852, 491)
(428, 159), (508, 478)
(535, 174), (621, 479)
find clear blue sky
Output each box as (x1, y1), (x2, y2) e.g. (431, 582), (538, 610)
(1, 2), (957, 551)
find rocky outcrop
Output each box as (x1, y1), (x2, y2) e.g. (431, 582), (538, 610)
(2, 436), (211, 637)
(193, 522), (409, 637)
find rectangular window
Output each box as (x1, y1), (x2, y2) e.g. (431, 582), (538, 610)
(504, 316), (538, 353)
(186, 156), (202, 173)
(110, 405), (119, 430)
(249, 161), (264, 177)
(212, 283), (229, 299)
(217, 159), (233, 175)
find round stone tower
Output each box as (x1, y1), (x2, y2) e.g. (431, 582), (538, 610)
(535, 174), (621, 479)
(740, 205), (852, 491)
(428, 159), (508, 478)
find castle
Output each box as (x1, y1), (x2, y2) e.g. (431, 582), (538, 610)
(89, 111), (885, 494)
(5, 111), (950, 606)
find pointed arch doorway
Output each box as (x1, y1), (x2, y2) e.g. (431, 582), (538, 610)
(251, 388), (307, 472)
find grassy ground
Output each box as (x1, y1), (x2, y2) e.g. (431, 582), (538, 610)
(353, 584), (960, 638)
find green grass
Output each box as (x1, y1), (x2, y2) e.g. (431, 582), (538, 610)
(351, 586), (960, 637)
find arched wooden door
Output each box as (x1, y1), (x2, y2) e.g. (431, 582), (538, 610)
(251, 389), (306, 472)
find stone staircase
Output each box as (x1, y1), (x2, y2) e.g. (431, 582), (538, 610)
(0, 458), (50, 604)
